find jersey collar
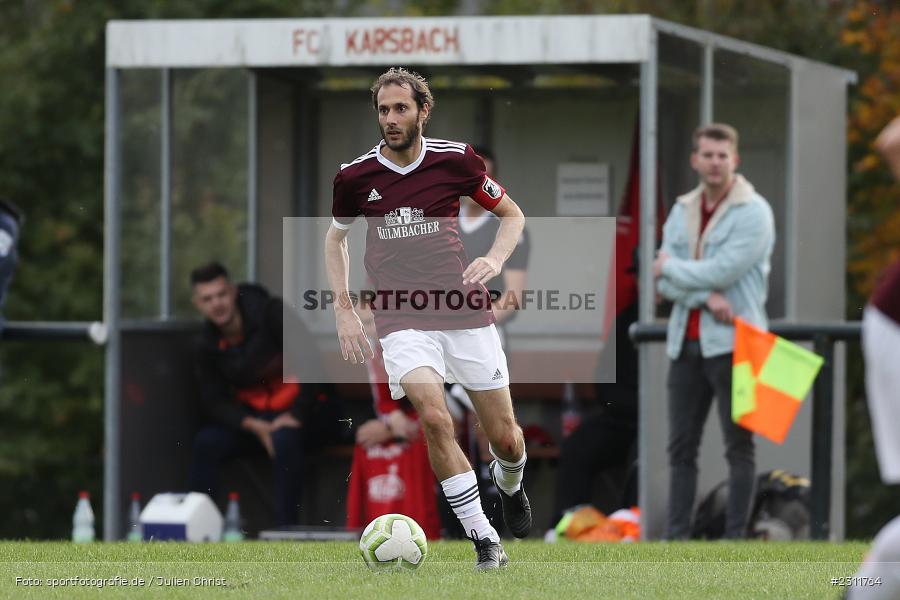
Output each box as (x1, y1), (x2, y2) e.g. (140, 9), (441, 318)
(376, 137), (427, 175)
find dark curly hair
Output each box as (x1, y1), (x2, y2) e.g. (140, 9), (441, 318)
(190, 261), (229, 286)
(371, 67), (434, 124)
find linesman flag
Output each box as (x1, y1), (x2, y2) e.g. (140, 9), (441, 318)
(731, 318), (824, 444)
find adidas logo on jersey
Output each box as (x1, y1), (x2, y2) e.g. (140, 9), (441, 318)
(368, 189), (382, 202)
(492, 369), (503, 381)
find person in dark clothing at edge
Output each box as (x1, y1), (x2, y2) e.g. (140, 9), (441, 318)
(0, 200), (23, 329)
(188, 262), (342, 526)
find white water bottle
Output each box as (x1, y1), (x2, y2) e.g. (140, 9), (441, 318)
(72, 491), (95, 543)
(127, 492), (142, 542)
(223, 492), (244, 542)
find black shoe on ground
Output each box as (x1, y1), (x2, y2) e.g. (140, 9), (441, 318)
(489, 460), (532, 538)
(471, 533), (509, 571)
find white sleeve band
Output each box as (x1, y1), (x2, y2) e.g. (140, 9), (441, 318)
(332, 217), (353, 230)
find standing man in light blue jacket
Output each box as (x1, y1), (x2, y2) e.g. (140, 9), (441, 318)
(654, 123), (775, 539)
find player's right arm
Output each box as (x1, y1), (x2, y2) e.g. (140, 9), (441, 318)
(326, 169), (373, 364)
(324, 223), (373, 364)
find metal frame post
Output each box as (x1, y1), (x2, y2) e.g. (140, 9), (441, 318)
(701, 42), (714, 125)
(638, 29), (659, 540)
(247, 70), (258, 281)
(811, 334), (834, 540)
(160, 68), (172, 318)
(103, 67), (123, 540)
(785, 67), (799, 319)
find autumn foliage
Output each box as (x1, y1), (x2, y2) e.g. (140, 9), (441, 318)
(843, 1), (900, 304)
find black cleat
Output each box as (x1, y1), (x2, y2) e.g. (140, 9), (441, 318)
(471, 533), (509, 571)
(490, 460), (532, 538)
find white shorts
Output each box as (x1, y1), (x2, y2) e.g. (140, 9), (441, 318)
(380, 324), (510, 400)
(863, 306), (900, 484)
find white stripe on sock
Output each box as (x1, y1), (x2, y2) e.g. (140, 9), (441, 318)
(490, 446), (526, 495)
(441, 470), (499, 543)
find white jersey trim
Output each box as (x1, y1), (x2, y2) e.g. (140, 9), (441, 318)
(340, 146), (379, 170)
(427, 147), (465, 155)
(425, 138), (466, 155)
(426, 137), (466, 149)
(331, 217), (353, 230)
(376, 137), (428, 175)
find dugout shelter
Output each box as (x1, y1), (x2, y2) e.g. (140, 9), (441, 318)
(103, 15), (855, 540)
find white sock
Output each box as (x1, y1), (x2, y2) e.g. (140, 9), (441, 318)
(441, 470), (499, 543)
(490, 445), (526, 495)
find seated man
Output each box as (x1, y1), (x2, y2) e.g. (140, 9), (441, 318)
(188, 262), (341, 526)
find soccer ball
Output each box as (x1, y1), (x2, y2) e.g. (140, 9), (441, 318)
(359, 513), (428, 572)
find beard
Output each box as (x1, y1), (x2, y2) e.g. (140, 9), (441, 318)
(381, 119), (420, 152)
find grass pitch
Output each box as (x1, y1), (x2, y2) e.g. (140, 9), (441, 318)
(0, 539), (867, 599)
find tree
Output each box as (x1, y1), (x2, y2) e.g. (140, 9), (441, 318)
(841, 0), (900, 538)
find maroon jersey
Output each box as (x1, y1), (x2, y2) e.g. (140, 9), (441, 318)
(871, 258), (900, 325)
(332, 138), (506, 337)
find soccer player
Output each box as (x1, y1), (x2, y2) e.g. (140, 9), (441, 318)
(848, 115), (900, 599)
(323, 67), (530, 569)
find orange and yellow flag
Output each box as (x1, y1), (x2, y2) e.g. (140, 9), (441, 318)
(732, 318), (824, 444)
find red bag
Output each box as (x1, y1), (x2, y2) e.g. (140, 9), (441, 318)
(346, 439), (441, 540)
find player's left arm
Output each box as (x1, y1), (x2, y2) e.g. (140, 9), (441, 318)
(877, 115), (900, 180)
(462, 195), (525, 286)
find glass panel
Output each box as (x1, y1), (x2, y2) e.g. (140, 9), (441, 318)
(655, 33), (704, 319)
(714, 49), (789, 319)
(171, 69), (249, 318)
(119, 69), (161, 319)
(657, 33), (703, 208)
(491, 73), (640, 218)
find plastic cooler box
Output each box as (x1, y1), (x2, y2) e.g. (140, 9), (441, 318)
(140, 492), (223, 542)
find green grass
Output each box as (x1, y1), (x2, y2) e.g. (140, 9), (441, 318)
(0, 540), (870, 599)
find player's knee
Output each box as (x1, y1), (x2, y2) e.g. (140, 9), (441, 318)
(418, 406), (454, 439)
(490, 427), (522, 458)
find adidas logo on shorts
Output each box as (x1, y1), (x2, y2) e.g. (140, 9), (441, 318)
(367, 188), (382, 202)
(491, 368), (503, 381)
